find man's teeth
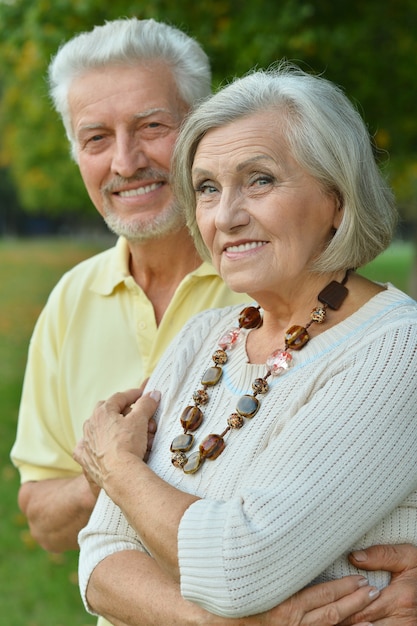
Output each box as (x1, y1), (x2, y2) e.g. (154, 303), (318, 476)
(226, 242), (266, 253)
(118, 182), (161, 197)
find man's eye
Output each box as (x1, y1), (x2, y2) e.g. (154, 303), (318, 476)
(83, 134), (105, 145)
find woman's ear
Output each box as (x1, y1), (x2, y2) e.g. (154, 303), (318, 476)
(332, 190), (344, 230)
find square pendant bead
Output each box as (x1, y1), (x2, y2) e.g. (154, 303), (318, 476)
(318, 280), (348, 310)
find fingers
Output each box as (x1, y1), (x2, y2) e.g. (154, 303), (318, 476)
(350, 544), (417, 573)
(89, 389), (160, 427)
(104, 388), (145, 413)
(289, 577), (370, 612)
(73, 438), (84, 460)
(298, 577), (379, 626)
(339, 565), (417, 625)
(300, 582), (380, 626)
(267, 577), (379, 626)
(128, 390), (161, 421)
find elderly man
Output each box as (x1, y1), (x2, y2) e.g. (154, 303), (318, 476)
(11, 17), (417, 626)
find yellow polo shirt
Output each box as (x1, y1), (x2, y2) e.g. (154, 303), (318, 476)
(11, 237), (249, 482)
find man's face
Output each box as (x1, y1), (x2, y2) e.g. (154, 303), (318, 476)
(69, 62), (189, 241)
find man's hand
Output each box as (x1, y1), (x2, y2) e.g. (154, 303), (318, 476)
(255, 576), (378, 626)
(18, 473), (99, 552)
(338, 544), (417, 625)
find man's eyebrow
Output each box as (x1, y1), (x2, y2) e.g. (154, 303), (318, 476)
(133, 108), (171, 120)
(76, 123), (106, 138)
(76, 109), (173, 136)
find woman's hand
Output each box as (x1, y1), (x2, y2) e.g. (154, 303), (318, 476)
(73, 388), (159, 489)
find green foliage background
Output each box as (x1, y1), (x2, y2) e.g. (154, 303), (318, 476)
(0, 3), (416, 622)
(0, 0), (417, 225)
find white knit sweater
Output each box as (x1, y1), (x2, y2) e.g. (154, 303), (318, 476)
(79, 284), (417, 618)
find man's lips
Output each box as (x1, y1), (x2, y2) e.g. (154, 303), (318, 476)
(116, 182), (164, 197)
(224, 241), (268, 253)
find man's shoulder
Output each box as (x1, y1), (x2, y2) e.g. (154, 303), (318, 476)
(65, 244), (116, 275)
(46, 244), (118, 306)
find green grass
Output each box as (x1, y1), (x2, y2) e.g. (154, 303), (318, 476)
(0, 237), (108, 626)
(0, 237), (414, 625)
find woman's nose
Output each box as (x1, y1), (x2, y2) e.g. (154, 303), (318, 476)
(215, 188), (250, 232)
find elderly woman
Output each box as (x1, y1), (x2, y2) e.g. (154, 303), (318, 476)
(75, 64), (417, 625)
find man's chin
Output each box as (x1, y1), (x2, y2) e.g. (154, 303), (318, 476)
(103, 214), (185, 243)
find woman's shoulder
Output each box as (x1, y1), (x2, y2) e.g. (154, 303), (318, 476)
(368, 283), (417, 321)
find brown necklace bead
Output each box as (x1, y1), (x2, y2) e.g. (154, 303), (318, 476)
(193, 388), (209, 405)
(285, 325), (310, 350)
(252, 377), (269, 394)
(227, 413), (244, 429)
(238, 306), (263, 329)
(171, 451), (188, 468)
(180, 405), (204, 431)
(199, 433), (226, 460)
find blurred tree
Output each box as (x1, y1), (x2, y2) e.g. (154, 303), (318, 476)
(0, 0), (416, 267)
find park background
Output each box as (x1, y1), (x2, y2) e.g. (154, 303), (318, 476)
(0, 0), (416, 624)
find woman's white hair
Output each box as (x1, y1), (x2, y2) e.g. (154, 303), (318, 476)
(173, 62), (397, 271)
(48, 17), (211, 159)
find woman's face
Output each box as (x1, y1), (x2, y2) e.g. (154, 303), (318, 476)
(192, 111), (343, 300)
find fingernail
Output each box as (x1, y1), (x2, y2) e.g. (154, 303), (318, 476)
(351, 549), (367, 562)
(150, 390), (161, 402)
(368, 587), (380, 599)
(357, 577), (369, 587)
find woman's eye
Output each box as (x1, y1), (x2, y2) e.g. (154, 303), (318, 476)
(253, 174), (273, 187)
(195, 182), (218, 195)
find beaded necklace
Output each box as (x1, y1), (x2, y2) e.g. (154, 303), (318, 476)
(170, 271), (350, 474)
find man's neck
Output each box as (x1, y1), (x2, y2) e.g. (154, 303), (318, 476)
(127, 228), (203, 325)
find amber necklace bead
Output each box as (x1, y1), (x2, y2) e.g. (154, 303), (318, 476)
(170, 271), (350, 474)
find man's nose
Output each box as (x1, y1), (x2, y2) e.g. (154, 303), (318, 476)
(110, 136), (150, 178)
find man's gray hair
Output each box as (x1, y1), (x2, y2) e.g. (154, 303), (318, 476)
(48, 17), (211, 158)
